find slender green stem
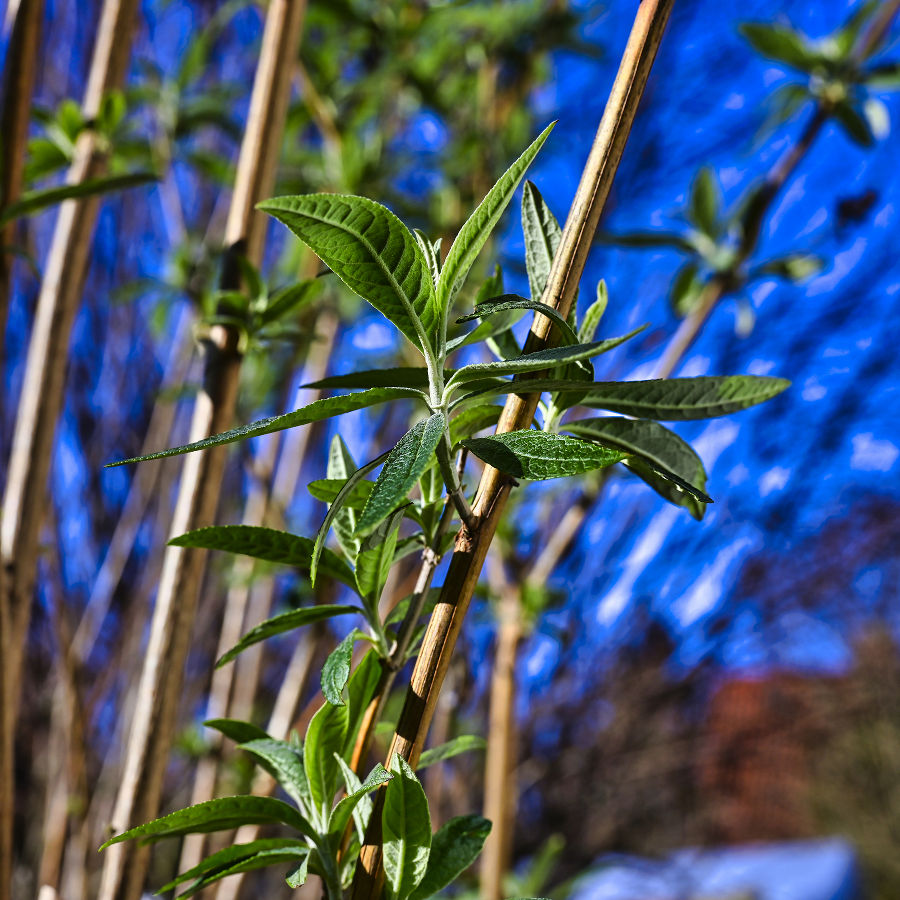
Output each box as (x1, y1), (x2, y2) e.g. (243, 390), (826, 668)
(435, 431), (475, 529)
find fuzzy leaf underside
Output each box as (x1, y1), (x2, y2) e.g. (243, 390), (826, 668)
(463, 430), (626, 480)
(521, 180), (562, 303)
(357, 414), (446, 536)
(109, 387), (421, 465)
(260, 194), (438, 351)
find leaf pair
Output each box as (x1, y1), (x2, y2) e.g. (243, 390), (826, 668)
(260, 122), (555, 362)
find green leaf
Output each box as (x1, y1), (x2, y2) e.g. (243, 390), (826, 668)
(413, 229), (442, 286)
(170, 525), (356, 589)
(688, 167), (719, 237)
(357, 414), (446, 536)
(99, 796), (313, 849)
(304, 700), (350, 815)
(286, 852), (310, 889)
(204, 718), (270, 745)
(417, 735), (486, 770)
(437, 123), (554, 332)
(756, 253), (824, 282)
(261, 279), (322, 326)
(463, 431), (626, 481)
(0, 171), (157, 226)
(865, 62), (900, 92)
(335, 757), (374, 842)
(355, 506), (407, 613)
(446, 265), (522, 355)
(157, 839), (310, 898)
(304, 368), (432, 391)
(260, 194), (438, 353)
(580, 376), (791, 420)
(408, 816), (492, 900)
(740, 22), (819, 71)
(670, 262), (704, 317)
(109, 388), (422, 465)
(449, 405), (504, 447)
(328, 762), (393, 843)
(216, 605), (361, 668)
(321, 632), (356, 705)
(312, 448), (391, 584)
(447, 329), (646, 388)
(521, 180), (562, 302)
(833, 100), (874, 146)
(624, 457), (708, 521)
(564, 417), (712, 503)
(326, 435), (364, 560)
(383, 755), (432, 900)
(238, 739), (313, 811)
(457, 295), (578, 345)
(598, 230), (693, 252)
(343, 650), (384, 762)
(308, 477), (373, 510)
(578, 280), (608, 343)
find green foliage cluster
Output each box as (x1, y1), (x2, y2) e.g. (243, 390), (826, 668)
(103, 111), (788, 893)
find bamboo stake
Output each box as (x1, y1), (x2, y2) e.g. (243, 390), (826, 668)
(0, 2), (138, 896)
(0, 0), (44, 362)
(97, 3), (307, 898)
(476, 6), (900, 892)
(177, 308), (337, 884)
(351, 3), (675, 896)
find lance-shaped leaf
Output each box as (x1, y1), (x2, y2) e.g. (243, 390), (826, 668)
(580, 375), (790, 420)
(312, 449), (391, 584)
(205, 718), (270, 745)
(457, 295), (577, 345)
(0, 171), (157, 226)
(304, 368), (432, 391)
(321, 632), (356, 705)
(739, 22), (820, 71)
(304, 700), (350, 815)
(328, 762), (393, 843)
(383, 755), (432, 900)
(325, 435), (364, 560)
(355, 506), (407, 614)
(449, 404), (504, 446)
(99, 796), (314, 849)
(170, 525), (356, 590)
(689, 167), (720, 237)
(414, 229), (441, 287)
(108, 387), (422, 465)
(446, 265), (522, 355)
(286, 853), (310, 889)
(463, 430), (626, 481)
(238, 739), (312, 811)
(308, 477), (373, 510)
(216, 605), (361, 668)
(261, 279), (322, 327)
(260, 194), (438, 352)
(521, 180), (562, 302)
(437, 123), (554, 328)
(158, 839), (311, 899)
(447, 329), (646, 389)
(335, 757), (374, 842)
(357, 414), (446, 536)
(625, 457), (708, 521)
(417, 735), (486, 770)
(565, 417), (712, 503)
(408, 816), (492, 900)
(578, 280), (608, 343)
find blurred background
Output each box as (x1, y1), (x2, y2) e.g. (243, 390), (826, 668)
(1, 1), (899, 898)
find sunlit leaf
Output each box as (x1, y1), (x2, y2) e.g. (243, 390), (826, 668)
(408, 816), (491, 900)
(383, 755), (432, 900)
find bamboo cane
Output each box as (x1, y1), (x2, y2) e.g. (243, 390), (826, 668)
(97, 2), (307, 897)
(0, 2), (139, 896)
(351, 3), (676, 896)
